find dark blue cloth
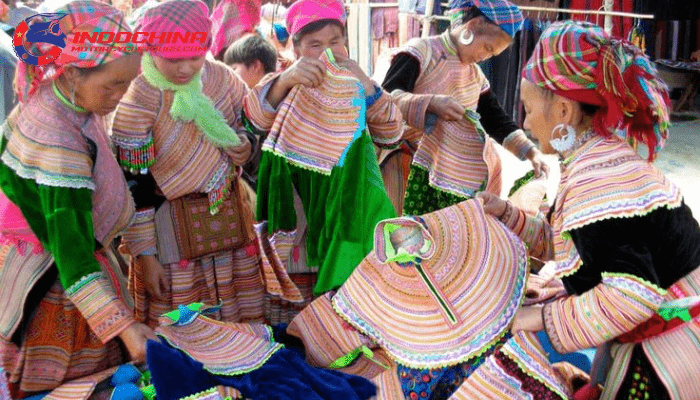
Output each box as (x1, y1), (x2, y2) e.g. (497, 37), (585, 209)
(147, 340), (376, 400)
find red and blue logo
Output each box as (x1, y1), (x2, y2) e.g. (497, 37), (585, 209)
(13, 13), (68, 66)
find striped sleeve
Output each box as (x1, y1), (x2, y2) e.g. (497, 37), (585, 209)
(366, 90), (402, 148)
(242, 72), (281, 132)
(501, 202), (555, 261)
(121, 208), (157, 256)
(502, 129), (536, 161)
(543, 273), (666, 353)
(390, 89), (435, 132)
(111, 77), (160, 173)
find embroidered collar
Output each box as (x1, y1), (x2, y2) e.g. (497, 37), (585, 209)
(440, 31), (458, 57)
(141, 53), (240, 148)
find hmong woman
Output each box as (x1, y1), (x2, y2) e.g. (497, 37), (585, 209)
(381, 0), (547, 215)
(479, 20), (700, 399)
(243, 0), (402, 323)
(112, 0), (266, 328)
(0, 2), (157, 396)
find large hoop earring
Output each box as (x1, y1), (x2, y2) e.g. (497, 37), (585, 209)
(459, 29), (474, 46)
(550, 123), (576, 153)
(71, 85), (76, 107)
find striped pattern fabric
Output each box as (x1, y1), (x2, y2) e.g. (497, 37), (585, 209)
(121, 208), (157, 256)
(413, 115), (502, 198)
(3, 83), (135, 246)
(42, 366), (120, 400)
(156, 315), (282, 376)
(449, 332), (571, 399)
(130, 244), (265, 328)
(543, 272), (667, 353)
(448, 0), (524, 37)
(285, 0), (346, 36)
(65, 271), (135, 343)
(0, 243), (52, 341)
(137, 0), (212, 58)
(113, 59), (246, 206)
(287, 293), (393, 379)
(332, 199), (528, 369)
(550, 135), (681, 278)
(261, 51), (366, 175)
(523, 21), (671, 159)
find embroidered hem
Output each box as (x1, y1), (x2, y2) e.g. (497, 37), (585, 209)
(1, 151), (95, 191)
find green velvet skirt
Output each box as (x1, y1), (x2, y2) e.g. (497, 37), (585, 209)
(256, 131), (396, 295)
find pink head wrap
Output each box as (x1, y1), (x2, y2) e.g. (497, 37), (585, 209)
(138, 0), (212, 59)
(285, 0), (346, 38)
(210, 0), (261, 58)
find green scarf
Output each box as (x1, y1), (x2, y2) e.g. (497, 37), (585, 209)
(141, 53), (240, 147)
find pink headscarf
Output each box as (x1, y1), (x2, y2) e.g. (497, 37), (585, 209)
(137, 0), (212, 59)
(285, 0), (346, 37)
(210, 0), (261, 58)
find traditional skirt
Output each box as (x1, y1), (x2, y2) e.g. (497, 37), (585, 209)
(130, 244), (265, 328)
(256, 130), (396, 295)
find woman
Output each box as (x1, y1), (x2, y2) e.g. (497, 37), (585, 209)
(381, 0), (548, 215)
(0, 2), (156, 396)
(243, 0), (402, 324)
(479, 20), (700, 399)
(112, 0), (266, 328)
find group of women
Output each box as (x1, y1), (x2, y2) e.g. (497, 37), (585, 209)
(0, 0), (698, 398)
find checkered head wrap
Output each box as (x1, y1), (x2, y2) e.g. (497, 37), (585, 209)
(448, 0), (523, 37)
(286, 0), (346, 37)
(210, 0), (261, 58)
(523, 20), (671, 159)
(138, 0), (212, 59)
(15, 0), (132, 102)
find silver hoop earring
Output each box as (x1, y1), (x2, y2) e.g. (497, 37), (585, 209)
(71, 85), (76, 106)
(459, 29), (474, 46)
(550, 123), (576, 153)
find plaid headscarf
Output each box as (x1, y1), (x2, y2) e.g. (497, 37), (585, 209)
(138, 0), (212, 59)
(286, 0), (346, 37)
(523, 21), (671, 160)
(448, 0), (523, 37)
(210, 0), (261, 58)
(16, 0), (132, 102)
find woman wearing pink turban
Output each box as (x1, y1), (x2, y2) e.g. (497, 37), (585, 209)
(480, 20), (700, 399)
(112, 0), (267, 328)
(0, 1), (156, 396)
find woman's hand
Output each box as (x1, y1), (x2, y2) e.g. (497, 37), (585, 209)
(136, 254), (168, 299)
(427, 95), (465, 121)
(223, 134), (252, 166)
(476, 191), (508, 218)
(511, 305), (545, 333)
(266, 57), (327, 108)
(118, 322), (159, 363)
(526, 147), (550, 178)
(279, 56), (327, 89)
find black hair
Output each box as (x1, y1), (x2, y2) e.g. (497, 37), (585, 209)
(223, 34), (277, 74)
(539, 86), (600, 116)
(291, 18), (345, 46)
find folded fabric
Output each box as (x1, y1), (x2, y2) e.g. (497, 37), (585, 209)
(147, 341), (376, 400)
